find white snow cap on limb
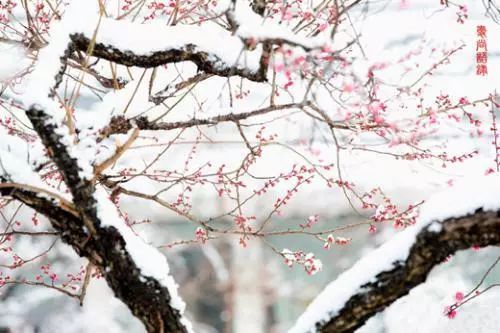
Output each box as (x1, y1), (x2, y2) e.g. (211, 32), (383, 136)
(22, 0), (263, 111)
(0, 127), (67, 199)
(20, 1), (194, 330)
(289, 174), (500, 333)
(23, 0), (99, 110)
(22, 0), (100, 180)
(94, 188), (194, 332)
(232, 0), (328, 49)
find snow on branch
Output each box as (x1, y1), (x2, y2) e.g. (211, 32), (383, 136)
(68, 22), (266, 82)
(290, 176), (500, 333)
(24, 0), (335, 94)
(26, 95), (193, 333)
(228, 0), (329, 50)
(17, 1), (201, 331)
(67, 5), (332, 82)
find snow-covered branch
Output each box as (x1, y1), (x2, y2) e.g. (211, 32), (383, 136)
(290, 177), (500, 333)
(68, 27), (267, 83)
(1, 0), (496, 330)
(24, 103), (193, 333)
(12, 1), (205, 331)
(33, 0), (335, 88)
(12, 0), (336, 330)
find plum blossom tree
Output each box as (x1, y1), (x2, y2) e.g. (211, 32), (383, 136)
(0, 0), (499, 332)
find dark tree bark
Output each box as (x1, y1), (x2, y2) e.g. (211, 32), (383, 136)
(310, 209), (500, 333)
(0, 2), (276, 332)
(13, 106), (189, 333)
(3, 1), (498, 332)
(69, 33), (268, 83)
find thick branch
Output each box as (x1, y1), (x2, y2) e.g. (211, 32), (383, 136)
(306, 209), (500, 333)
(24, 106), (188, 333)
(0, 186), (85, 244)
(69, 33), (267, 82)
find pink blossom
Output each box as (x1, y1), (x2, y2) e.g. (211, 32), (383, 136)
(444, 306), (457, 319)
(342, 83), (355, 93)
(195, 227), (208, 244)
(300, 214), (319, 228)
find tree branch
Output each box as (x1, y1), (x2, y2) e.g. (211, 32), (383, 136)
(20, 105), (190, 332)
(294, 209), (500, 333)
(98, 103), (305, 139)
(69, 33), (267, 82)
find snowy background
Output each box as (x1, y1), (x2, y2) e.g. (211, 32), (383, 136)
(0, 0), (499, 332)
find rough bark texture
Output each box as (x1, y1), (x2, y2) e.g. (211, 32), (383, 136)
(316, 209), (500, 333)
(69, 33), (267, 83)
(0, 2), (275, 331)
(5, 2), (498, 332)
(20, 106), (188, 333)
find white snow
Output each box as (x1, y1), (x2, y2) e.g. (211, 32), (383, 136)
(2, 0), (498, 331)
(94, 188), (194, 332)
(0, 44), (29, 82)
(97, 19), (261, 73)
(418, 175), (500, 231)
(357, 272), (500, 333)
(22, 1), (98, 180)
(233, 0), (328, 50)
(0, 126), (70, 201)
(289, 174), (500, 333)
(16, 1), (195, 330)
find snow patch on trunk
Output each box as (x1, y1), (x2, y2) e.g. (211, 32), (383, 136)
(289, 174), (500, 333)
